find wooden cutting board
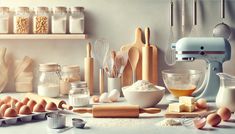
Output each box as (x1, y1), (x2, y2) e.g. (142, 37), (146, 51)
(165, 109), (213, 118)
(121, 27), (158, 86)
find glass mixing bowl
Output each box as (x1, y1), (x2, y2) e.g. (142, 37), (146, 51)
(162, 69), (202, 97)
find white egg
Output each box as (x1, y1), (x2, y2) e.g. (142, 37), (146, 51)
(108, 89), (120, 102)
(99, 92), (110, 103)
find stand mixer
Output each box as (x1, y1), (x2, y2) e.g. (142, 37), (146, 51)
(171, 37), (231, 101)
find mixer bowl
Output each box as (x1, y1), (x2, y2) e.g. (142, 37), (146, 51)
(162, 69), (202, 98)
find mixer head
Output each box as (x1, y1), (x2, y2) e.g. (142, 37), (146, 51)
(171, 37), (231, 63)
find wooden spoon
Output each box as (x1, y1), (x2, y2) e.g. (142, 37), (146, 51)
(128, 47), (139, 83)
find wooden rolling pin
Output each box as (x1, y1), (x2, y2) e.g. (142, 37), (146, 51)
(25, 93), (73, 110)
(84, 43), (94, 96)
(142, 27), (153, 82)
(73, 105), (161, 118)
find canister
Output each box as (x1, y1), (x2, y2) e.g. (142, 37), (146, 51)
(0, 7), (9, 33)
(13, 7), (30, 34)
(51, 7), (67, 34)
(69, 7), (84, 34)
(33, 7), (49, 34)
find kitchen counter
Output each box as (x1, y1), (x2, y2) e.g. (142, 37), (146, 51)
(0, 93), (235, 134)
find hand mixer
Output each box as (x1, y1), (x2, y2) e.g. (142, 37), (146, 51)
(171, 37), (231, 101)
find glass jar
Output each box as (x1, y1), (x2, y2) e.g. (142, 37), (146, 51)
(38, 63), (61, 97)
(60, 65), (80, 95)
(0, 7), (9, 33)
(51, 7), (67, 34)
(69, 7), (84, 34)
(33, 7), (49, 34)
(13, 7), (30, 34)
(69, 81), (89, 107)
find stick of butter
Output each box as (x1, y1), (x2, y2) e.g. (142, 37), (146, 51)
(168, 103), (184, 112)
(179, 96), (195, 105)
(183, 104), (195, 112)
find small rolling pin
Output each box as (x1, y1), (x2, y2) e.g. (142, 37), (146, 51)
(73, 105), (161, 118)
(25, 93), (73, 110)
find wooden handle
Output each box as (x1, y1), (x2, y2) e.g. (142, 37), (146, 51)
(73, 108), (93, 114)
(87, 43), (92, 58)
(145, 27), (150, 46)
(99, 68), (105, 94)
(111, 51), (116, 60)
(61, 104), (73, 110)
(0, 48), (6, 58)
(139, 108), (161, 114)
(135, 27), (142, 43)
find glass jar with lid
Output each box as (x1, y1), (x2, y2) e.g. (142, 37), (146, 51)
(38, 63), (61, 97)
(0, 7), (9, 33)
(69, 7), (84, 34)
(33, 7), (49, 34)
(51, 7), (67, 34)
(13, 7), (30, 34)
(60, 65), (80, 95)
(69, 81), (90, 107)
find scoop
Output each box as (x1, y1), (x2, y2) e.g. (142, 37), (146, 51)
(213, 0), (231, 39)
(128, 47), (139, 83)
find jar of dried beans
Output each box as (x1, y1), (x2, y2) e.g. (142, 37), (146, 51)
(33, 7), (49, 34)
(13, 7), (30, 34)
(0, 7), (10, 33)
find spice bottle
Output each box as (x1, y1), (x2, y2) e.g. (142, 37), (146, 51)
(33, 7), (49, 34)
(38, 63), (61, 97)
(0, 7), (9, 33)
(69, 81), (90, 107)
(69, 7), (84, 34)
(51, 7), (67, 34)
(60, 65), (80, 95)
(13, 7), (30, 34)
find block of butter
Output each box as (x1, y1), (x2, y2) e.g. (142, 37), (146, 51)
(183, 104), (195, 112)
(168, 103), (184, 112)
(179, 96), (195, 105)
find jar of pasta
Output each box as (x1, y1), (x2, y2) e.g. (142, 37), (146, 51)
(13, 7), (30, 34)
(33, 7), (49, 34)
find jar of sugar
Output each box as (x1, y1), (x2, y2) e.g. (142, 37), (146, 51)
(51, 7), (67, 34)
(38, 63), (61, 97)
(69, 7), (84, 34)
(69, 81), (90, 107)
(60, 65), (80, 95)
(13, 7), (30, 34)
(0, 7), (9, 33)
(33, 7), (49, 34)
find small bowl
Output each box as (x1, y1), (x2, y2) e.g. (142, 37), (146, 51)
(47, 113), (66, 129)
(19, 114), (33, 122)
(4, 118), (18, 125)
(72, 118), (86, 129)
(122, 86), (165, 108)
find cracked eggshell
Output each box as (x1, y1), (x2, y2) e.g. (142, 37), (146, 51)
(108, 89), (120, 102)
(99, 92), (110, 103)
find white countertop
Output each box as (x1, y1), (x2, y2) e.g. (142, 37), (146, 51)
(0, 93), (235, 134)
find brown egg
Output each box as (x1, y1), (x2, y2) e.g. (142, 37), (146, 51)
(15, 102), (24, 114)
(193, 117), (206, 129)
(19, 105), (31, 115)
(39, 99), (47, 107)
(91, 95), (100, 103)
(0, 104), (10, 115)
(22, 97), (30, 105)
(46, 102), (57, 111)
(196, 98), (207, 109)
(27, 100), (37, 111)
(2, 96), (12, 104)
(217, 107), (231, 121)
(4, 108), (17, 117)
(207, 113), (221, 127)
(0, 100), (4, 107)
(33, 104), (45, 112)
(10, 98), (19, 105)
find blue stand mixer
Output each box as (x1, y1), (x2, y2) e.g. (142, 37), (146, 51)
(171, 37), (231, 101)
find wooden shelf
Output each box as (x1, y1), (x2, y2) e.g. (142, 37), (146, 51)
(0, 34), (87, 40)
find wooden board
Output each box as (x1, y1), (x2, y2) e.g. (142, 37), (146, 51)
(165, 108), (212, 118)
(121, 27), (158, 86)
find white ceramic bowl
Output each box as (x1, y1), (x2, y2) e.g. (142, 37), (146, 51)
(122, 86), (165, 108)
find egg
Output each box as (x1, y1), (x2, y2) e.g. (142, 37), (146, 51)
(91, 95), (100, 103)
(15, 102), (24, 114)
(10, 98), (19, 105)
(99, 92), (110, 103)
(2, 96), (12, 104)
(19, 105), (31, 115)
(0, 104), (10, 115)
(207, 113), (221, 127)
(46, 102), (57, 111)
(39, 99), (47, 107)
(108, 89), (120, 102)
(4, 108), (17, 117)
(33, 104), (45, 112)
(196, 98), (207, 109)
(27, 100), (37, 111)
(0, 100), (4, 107)
(217, 107), (231, 121)
(193, 117), (206, 129)
(22, 97), (30, 105)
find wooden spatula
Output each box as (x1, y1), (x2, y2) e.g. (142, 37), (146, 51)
(128, 47), (139, 83)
